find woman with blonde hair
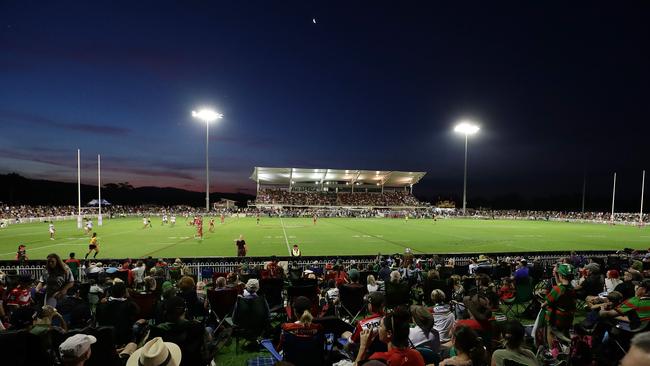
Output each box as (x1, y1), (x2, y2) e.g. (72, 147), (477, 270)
(367, 274), (379, 293)
(277, 296), (322, 351)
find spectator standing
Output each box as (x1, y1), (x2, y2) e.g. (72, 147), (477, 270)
(36, 253), (74, 307)
(65, 253), (81, 281)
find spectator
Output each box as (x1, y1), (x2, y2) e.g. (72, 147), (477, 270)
(491, 320), (539, 366)
(356, 306), (425, 366)
(599, 279), (650, 325)
(604, 270), (622, 293)
(344, 291), (386, 356)
(430, 289), (455, 345)
(57, 285), (92, 329)
(367, 274), (379, 293)
(36, 253), (74, 307)
(96, 282), (140, 346)
(243, 278), (260, 298)
(537, 263), (576, 347)
(177, 276), (201, 320)
(214, 276), (227, 290)
(65, 252), (81, 280)
(143, 276), (157, 293)
(378, 261), (391, 283)
(278, 296), (322, 350)
(6, 274), (33, 307)
(31, 304), (67, 336)
(614, 269), (642, 299)
(132, 260), (146, 289)
(513, 259), (529, 283)
(409, 305), (440, 352)
(498, 278), (515, 301)
(620, 332), (650, 366)
(575, 263), (604, 300)
(59, 334), (96, 366)
(126, 337), (182, 366)
(440, 326), (488, 366)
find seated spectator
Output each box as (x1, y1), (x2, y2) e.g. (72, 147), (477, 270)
(513, 259), (529, 284)
(367, 274), (379, 293)
(126, 337), (182, 366)
(6, 274), (33, 307)
(386, 271), (410, 307)
(409, 305), (440, 352)
(599, 279), (650, 325)
(278, 296), (323, 350)
(574, 263), (603, 299)
(143, 276), (157, 293)
(59, 334), (96, 366)
(454, 294), (492, 335)
(439, 326), (488, 366)
(430, 289), (455, 345)
(214, 276), (227, 290)
(614, 269), (641, 299)
(498, 277), (515, 301)
(355, 306), (425, 366)
(449, 275), (465, 302)
(604, 270), (622, 293)
(31, 304), (67, 336)
(491, 320), (538, 366)
(57, 285), (92, 329)
(96, 282), (140, 346)
(243, 278), (260, 298)
(343, 291), (386, 356)
(177, 276), (201, 320)
(620, 332), (650, 366)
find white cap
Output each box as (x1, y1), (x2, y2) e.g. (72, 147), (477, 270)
(59, 334), (96, 359)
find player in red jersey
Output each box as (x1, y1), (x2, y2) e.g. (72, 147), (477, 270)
(313, 214), (317, 225)
(196, 217), (204, 239)
(220, 213), (225, 224)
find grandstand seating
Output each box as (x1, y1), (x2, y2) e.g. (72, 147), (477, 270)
(254, 189), (424, 207)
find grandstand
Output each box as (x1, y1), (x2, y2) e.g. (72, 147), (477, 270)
(250, 167), (427, 208)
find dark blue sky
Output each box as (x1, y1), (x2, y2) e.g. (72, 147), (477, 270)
(1, 1), (648, 207)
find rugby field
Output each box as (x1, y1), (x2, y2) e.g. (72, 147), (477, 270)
(0, 217), (648, 260)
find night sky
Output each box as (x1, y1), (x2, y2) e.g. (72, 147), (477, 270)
(1, 2), (648, 210)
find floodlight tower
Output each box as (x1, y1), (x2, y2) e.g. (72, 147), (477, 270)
(192, 108), (223, 212)
(454, 121), (480, 215)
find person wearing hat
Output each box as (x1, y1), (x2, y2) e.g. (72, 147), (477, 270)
(537, 263), (576, 347)
(127, 337), (181, 366)
(59, 334), (96, 366)
(409, 305), (440, 352)
(343, 291), (387, 356)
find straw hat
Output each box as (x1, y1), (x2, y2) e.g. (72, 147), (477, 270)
(126, 337), (181, 366)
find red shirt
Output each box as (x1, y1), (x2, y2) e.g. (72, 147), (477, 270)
(455, 319), (485, 332)
(278, 322), (323, 350)
(6, 285), (31, 306)
(351, 312), (384, 344)
(369, 347), (425, 366)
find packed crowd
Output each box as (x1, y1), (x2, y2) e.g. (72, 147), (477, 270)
(443, 209), (649, 223)
(1, 248), (649, 365)
(255, 189), (424, 207)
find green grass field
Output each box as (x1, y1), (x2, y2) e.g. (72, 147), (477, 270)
(1, 217), (649, 260)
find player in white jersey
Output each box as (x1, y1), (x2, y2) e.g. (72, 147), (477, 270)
(85, 219), (93, 235)
(162, 214), (168, 225)
(49, 223), (56, 240)
(170, 215), (176, 227)
(143, 217), (148, 228)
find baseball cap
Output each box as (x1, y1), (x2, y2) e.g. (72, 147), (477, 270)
(59, 334), (96, 360)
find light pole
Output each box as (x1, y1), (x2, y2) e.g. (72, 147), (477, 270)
(454, 121), (480, 215)
(192, 108), (223, 212)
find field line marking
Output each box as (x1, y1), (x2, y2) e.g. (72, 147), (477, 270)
(278, 216), (292, 255)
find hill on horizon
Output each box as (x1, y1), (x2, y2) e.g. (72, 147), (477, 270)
(0, 173), (254, 206)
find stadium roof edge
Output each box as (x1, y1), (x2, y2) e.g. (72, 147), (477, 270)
(250, 167), (426, 187)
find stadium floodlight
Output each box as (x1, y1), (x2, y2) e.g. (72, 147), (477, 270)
(192, 108), (223, 212)
(454, 120), (480, 215)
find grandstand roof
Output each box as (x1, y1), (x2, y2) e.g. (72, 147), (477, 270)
(250, 167), (426, 187)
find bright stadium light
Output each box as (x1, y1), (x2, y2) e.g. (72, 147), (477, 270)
(192, 108), (223, 212)
(454, 121), (480, 135)
(454, 120), (480, 215)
